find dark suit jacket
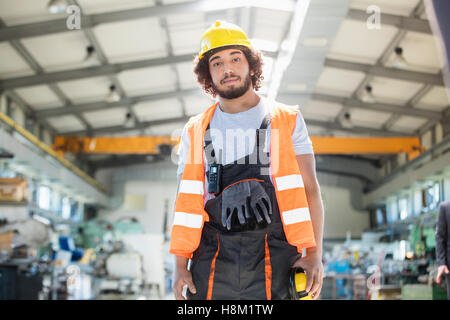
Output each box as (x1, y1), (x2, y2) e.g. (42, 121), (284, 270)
(436, 200), (450, 267)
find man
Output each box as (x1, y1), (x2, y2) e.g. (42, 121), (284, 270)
(436, 200), (450, 299)
(170, 20), (324, 300)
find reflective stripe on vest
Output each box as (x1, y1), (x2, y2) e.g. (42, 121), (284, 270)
(169, 100), (316, 258)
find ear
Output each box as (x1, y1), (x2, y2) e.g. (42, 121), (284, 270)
(250, 70), (255, 76)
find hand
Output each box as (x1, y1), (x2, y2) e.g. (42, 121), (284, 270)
(436, 265), (449, 284)
(172, 266), (196, 300)
(292, 251), (323, 300)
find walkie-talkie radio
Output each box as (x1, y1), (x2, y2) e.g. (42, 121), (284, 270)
(208, 163), (222, 195)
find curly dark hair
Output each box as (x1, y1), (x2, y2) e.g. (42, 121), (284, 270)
(193, 45), (264, 98)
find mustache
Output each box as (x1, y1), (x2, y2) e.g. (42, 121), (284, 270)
(221, 75), (240, 84)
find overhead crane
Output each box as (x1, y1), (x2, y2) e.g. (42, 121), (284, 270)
(52, 136), (424, 160)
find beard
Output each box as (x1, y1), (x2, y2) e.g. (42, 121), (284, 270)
(213, 73), (252, 99)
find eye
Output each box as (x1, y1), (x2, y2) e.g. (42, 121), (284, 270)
(233, 57), (240, 62)
(212, 61), (222, 67)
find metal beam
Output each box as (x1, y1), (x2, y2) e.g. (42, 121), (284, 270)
(0, 0), (295, 42)
(35, 88), (200, 119)
(305, 119), (413, 136)
(0, 54), (192, 90)
(324, 58), (444, 86)
(59, 115), (190, 136)
(57, 112), (414, 137)
(0, 1), (208, 42)
(284, 92), (442, 120)
(35, 88), (441, 126)
(346, 8), (432, 34)
(0, 51), (276, 90)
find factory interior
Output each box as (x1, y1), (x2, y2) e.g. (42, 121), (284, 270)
(1, 0), (450, 301)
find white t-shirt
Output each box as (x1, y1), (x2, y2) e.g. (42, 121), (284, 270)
(176, 96), (313, 178)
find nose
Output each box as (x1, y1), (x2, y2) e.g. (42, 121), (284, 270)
(222, 62), (233, 75)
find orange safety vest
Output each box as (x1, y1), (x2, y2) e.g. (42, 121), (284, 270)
(170, 100), (316, 258)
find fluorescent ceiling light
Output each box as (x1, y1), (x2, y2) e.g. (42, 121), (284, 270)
(250, 39), (278, 52)
(268, 0), (311, 100)
(202, 0), (295, 12)
(83, 45), (98, 67)
(123, 112), (135, 129)
(302, 37), (328, 48)
(47, 0), (67, 14)
(390, 47), (408, 69)
(106, 85), (121, 103)
(360, 85), (376, 104)
(338, 112), (353, 129)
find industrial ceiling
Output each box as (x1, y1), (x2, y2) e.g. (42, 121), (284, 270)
(0, 0), (448, 170)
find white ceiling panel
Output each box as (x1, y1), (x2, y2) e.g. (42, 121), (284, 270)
(385, 31), (443, 73)
(347, 108), (392, 129)
(166, 11), (205, 27)
(20, 31), (90, 72)
(145, 121), (186, 136)
(305, 125), (327, 136)
(83, 108), (128, 128)
(0, 0), (67, 26)
(161, 0), (196, 4)
(169, 24), (206, 55)
(315, 67), (366, 97)
(327, 19), (398, 65)
(253, 8), (291, 45)
(47, 115), (85, 132)
(0, 42), (35, 79)
(389, 116), (428, 133)
(415, 86), (450, 111)
(92, 18), (168, 63)
(183, 94), (214, 116)
(166, 12), (206, 55)
(77, 0), (156, 14)
(370, 76), (424, 105)
(133, 98), (183, 121)
(117, 65), (177, 96)
(302, 100), (343, 122)
(350, 0), (421, 17)
(57, 76), (112, 104)
(175, 62), (198, 89)
(14, 85), (61, 110)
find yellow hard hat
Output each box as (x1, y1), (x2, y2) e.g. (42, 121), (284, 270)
(198, 20), (252, 59)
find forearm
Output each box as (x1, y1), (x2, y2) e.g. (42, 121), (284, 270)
(175, 255), (189, 272)
(305, 182), (324, 257)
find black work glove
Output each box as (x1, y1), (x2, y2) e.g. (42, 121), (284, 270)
(247, 180), (272, 224)
(221, 181), (251, 230)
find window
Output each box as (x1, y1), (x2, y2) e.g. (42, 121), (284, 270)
(386, 197), (398, 224)
(376, 207), (385, 226)
(38, 185), (51, 210)
(398, 196), (409, 220)
(71, 202), (79, 220)
(413, 189), (422, 216)
(62, 197), (71, 219)
(424, 182), (440, 211)
(51, 191), (62, 214)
